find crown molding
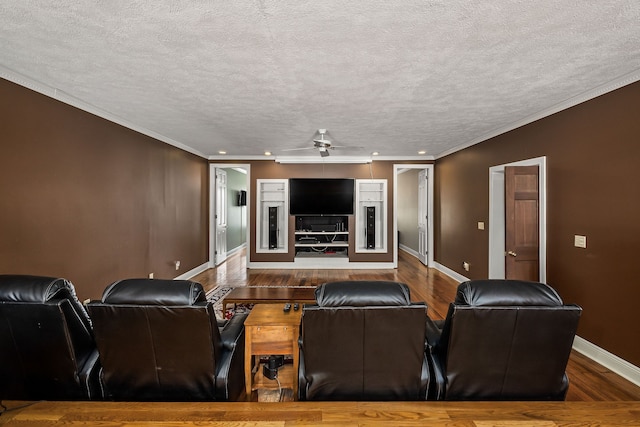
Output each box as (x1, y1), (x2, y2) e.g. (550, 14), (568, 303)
(0, 66), (207, 159)
(6, 63), (638, 162)
(274, 155), (372, 164)
(435, 69), (640, 159)
(373, 155), (435, 161)
(208, 155), (275, 161)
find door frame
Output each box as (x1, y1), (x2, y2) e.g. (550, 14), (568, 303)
(488, 156), (547, 282)
(393, 164), (434, 268)
(209, 163), (251, 268)
(214, 168), (228, 266)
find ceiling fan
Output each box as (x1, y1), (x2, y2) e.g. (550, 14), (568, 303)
(282, 129), (358, 157)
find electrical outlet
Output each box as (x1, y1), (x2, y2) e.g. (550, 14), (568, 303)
(463, 262), (470, 272)
(174, 260), (181, 270)
(149, 273), (154, 279)
(478, 222), (485, 230)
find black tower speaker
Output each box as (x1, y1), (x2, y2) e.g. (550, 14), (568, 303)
(238, 190), (246, 206)
(366, 206), (376, 249)
(268, 206), (278, 249)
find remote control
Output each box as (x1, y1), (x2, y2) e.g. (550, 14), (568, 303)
(293, 303), (299, 311)
(283, 303), (291, 312)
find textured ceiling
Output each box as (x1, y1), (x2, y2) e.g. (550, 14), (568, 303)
(1, 1), (640, 160)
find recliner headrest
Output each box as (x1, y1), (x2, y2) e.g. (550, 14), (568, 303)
(0, 275), (74, 303)
(101, 279), (206, 306)
(455, 280), (563, 307)
(314, 281), (412, 307)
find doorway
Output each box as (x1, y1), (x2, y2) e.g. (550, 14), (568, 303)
(393, 164), (434, 268)
(488, 156), (547, 282)
(209, 164), (251, 268)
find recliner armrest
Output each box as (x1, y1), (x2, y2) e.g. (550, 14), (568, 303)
(219, 312), (248, 351)
(425, 317), (444, 348)
(78, 348), (102, 400)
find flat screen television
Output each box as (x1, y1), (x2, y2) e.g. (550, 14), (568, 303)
(289, 178), (354, 215)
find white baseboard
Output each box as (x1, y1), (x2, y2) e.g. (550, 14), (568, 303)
(433, 262), (470, 283)
(175, 262), (209, 280)
(226, 243), (246, 257)
(572, 336), (640, 387)
(432, 261), (640, 387)
(399, 244), (420, 260)
(247, 260), (396, 269)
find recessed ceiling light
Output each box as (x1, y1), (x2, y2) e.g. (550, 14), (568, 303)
(218, 150), (227, 155)
(418, 150), (426, 155)
(264, 151), (272, 156)
(372, 152), (379, 156)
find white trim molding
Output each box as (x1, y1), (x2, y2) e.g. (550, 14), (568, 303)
(572, 336), (640, 387)
(433, 262), (470, 284)
(247, 261), (396, 269)
(399, 244), (420, 260)
(0, 66), (207, 159)
(436, 69), (640, 159)
(175, 262), (209, 281)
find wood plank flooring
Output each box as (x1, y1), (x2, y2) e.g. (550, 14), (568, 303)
(2, 250), (639, 426)
(2, 400), (640, 426)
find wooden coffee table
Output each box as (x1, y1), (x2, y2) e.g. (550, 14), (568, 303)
(222, 286), (316, 312)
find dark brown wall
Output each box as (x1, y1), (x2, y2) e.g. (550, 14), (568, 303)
(0, 79), (209, 300)
(435, 80), (640, 366)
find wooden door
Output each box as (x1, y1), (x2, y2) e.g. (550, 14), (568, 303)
(505, 166), (539, 281)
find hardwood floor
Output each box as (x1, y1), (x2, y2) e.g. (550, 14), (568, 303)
(2, 250), (639, 426)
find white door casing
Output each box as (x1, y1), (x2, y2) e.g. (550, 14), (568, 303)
(393, 164), (434, 268)
(214, 168), (228, 266)
(417, 169), (428, 266)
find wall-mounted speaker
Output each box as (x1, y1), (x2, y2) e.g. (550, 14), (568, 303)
(366, 206), (376, 249)
(238, 190), (247, 206)
(268, 206), (278, 249)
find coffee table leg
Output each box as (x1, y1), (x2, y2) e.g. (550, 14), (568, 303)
(245, 334), (253, 400)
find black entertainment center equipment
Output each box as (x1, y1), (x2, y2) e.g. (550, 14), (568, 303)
(294, 215), (349, 258)
(289, 178), (354, 259)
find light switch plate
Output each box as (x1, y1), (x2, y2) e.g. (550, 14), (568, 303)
(574, 235), (587, 248)
(478, 222), (485, 230)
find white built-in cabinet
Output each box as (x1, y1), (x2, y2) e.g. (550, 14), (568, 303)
(256, 179), (288, 253)
(355, 179), (387, 253)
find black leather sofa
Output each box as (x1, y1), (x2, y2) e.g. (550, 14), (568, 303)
(426, 279), (582, 401)
(87, 278), (247, 401)
(0, 275), (101, 400)
(298, 280), (430, 401)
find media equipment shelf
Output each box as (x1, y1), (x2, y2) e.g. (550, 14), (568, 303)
(294, 216), (349, 258)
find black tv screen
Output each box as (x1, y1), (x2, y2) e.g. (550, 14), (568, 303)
(289, 178), (354, 215)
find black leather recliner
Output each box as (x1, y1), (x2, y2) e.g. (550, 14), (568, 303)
(87, 278), (247, 401)
(298, 280), (430, 401)
(426, 279), (582, 401)
(0, 275), (101, 400)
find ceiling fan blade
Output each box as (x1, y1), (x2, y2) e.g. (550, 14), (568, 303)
(329, 145), (361, 149)
(280, 147), (315, 152)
